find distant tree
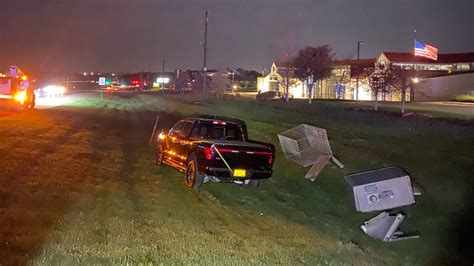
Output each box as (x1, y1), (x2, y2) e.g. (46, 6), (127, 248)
(367, 65), (397, 111)
(293, 45), (334, 104)
(278, 61), (298, 102)
(210, 70), (230, 98)
(235, 69), (261, 82)
(191, 71), (211, 91)
(389, 66), (415, 114)
(176, 70), (193, 92)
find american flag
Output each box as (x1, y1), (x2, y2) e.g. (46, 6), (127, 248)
(414, 40), (438, 61)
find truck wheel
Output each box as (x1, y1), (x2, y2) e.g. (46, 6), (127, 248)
(243, 180), (260, 189)
(30, 98), (35, 109)
(156, 145), (164, 166)
(185, 155), (204, 188)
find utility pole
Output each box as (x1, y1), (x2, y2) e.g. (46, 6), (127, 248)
(139, 71), (143, 91)
(355, 41), (366, 101)
(202, 9), (208, 91)
(147, 64), (151, 87)
(162, 55), (166, 89)
(162, 55), (165, 73)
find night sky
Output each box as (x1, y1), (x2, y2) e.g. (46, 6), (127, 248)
(1, 0), (473, 74)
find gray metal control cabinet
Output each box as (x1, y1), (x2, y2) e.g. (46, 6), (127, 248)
(345, 166), (415, 212)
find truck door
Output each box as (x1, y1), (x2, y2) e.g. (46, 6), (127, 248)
(177, 120), (195, 164)
(167, 121), (185, 166)
(169, 120), (195, 165)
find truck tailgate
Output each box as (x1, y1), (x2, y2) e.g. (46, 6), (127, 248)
(210, 141), (274, 170)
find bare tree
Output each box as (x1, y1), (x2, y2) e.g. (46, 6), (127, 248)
(389, 66), (415, 114)
(210, 69), (230, 98)
(293, 45), (334, 104)
(367, 66), (396, 111)
(279, 61), (298, 102)
(278, 61), (298, 102)
(176, 70), (193, 93)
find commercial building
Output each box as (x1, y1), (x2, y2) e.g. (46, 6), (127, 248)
(257, 59), (375, 100)
(256, 61), (304, 98)
(257, 51), (474, 101)
(376, 52), (474, 101)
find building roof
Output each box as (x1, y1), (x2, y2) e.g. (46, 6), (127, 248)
(274, 61), (291, 68)
(333, 59), (375, 67)
(382, 52), (474, 64)
(413, 69), (474, 79)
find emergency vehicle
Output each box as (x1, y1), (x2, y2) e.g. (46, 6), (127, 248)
(0, 66), (35, 109)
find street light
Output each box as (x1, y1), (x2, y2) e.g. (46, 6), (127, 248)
(356, 41), (366, 101)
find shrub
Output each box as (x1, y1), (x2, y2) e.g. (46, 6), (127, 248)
(452, 94), (474, 102)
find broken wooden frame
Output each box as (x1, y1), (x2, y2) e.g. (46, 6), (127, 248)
(361, 211), (419, 242)
(278, 124), (344, 181)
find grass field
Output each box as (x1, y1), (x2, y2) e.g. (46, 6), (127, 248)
(0, 92), (472, 265)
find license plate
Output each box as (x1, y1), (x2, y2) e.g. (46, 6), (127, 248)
(233, 169), (246, 177)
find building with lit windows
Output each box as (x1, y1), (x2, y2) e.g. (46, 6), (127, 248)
(256, 61), (304, 98)
(257, 59), (374, 100)
(376, 52), (474, 101)
(377, 52), (474, 73)
(257, 51), (474, 101)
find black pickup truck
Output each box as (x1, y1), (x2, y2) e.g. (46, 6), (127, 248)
(155, 116), (275, 188)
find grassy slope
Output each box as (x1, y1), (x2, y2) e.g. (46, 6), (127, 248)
(0, 92), (472, 265)
(142, 93), (473, 265)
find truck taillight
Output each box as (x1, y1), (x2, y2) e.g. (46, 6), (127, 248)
(216, 148), (232, 153)
(269, 155), (273, 164)
(203, 147), (213, 160)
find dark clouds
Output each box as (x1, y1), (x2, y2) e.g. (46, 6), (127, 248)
(0, 0), (472, 73)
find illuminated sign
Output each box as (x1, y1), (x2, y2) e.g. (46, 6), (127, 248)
(157, 77), (170, 84)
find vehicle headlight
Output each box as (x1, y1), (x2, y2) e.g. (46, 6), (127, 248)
(158, 133), (166, 140)
(14, 91), (27, 102)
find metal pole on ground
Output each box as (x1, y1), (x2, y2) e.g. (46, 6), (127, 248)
(149, 114), (160, 147)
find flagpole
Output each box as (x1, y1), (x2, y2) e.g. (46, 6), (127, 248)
(412, 29), (417, 70)
(412, 29), (417, 102)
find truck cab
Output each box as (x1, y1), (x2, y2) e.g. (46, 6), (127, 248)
(0, 66), (35, 110)
(156, 116), (275, 188)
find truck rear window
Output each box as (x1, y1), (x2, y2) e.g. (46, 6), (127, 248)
(192, 122), (244, 141)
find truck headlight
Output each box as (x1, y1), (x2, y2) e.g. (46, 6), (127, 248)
(14, 91), (27, 103)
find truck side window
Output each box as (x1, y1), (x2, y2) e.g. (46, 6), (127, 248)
(179, 121), (194, 138)
(192, 123), (210, 139)
(210, 126), (225, 139)
(169, 121), (184, 137)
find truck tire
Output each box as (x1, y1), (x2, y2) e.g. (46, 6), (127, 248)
(156, 145), (164, 166)
(185, 154), (204, 188)
(243, 179), (260, 189)
(30, 97), (35, 109)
